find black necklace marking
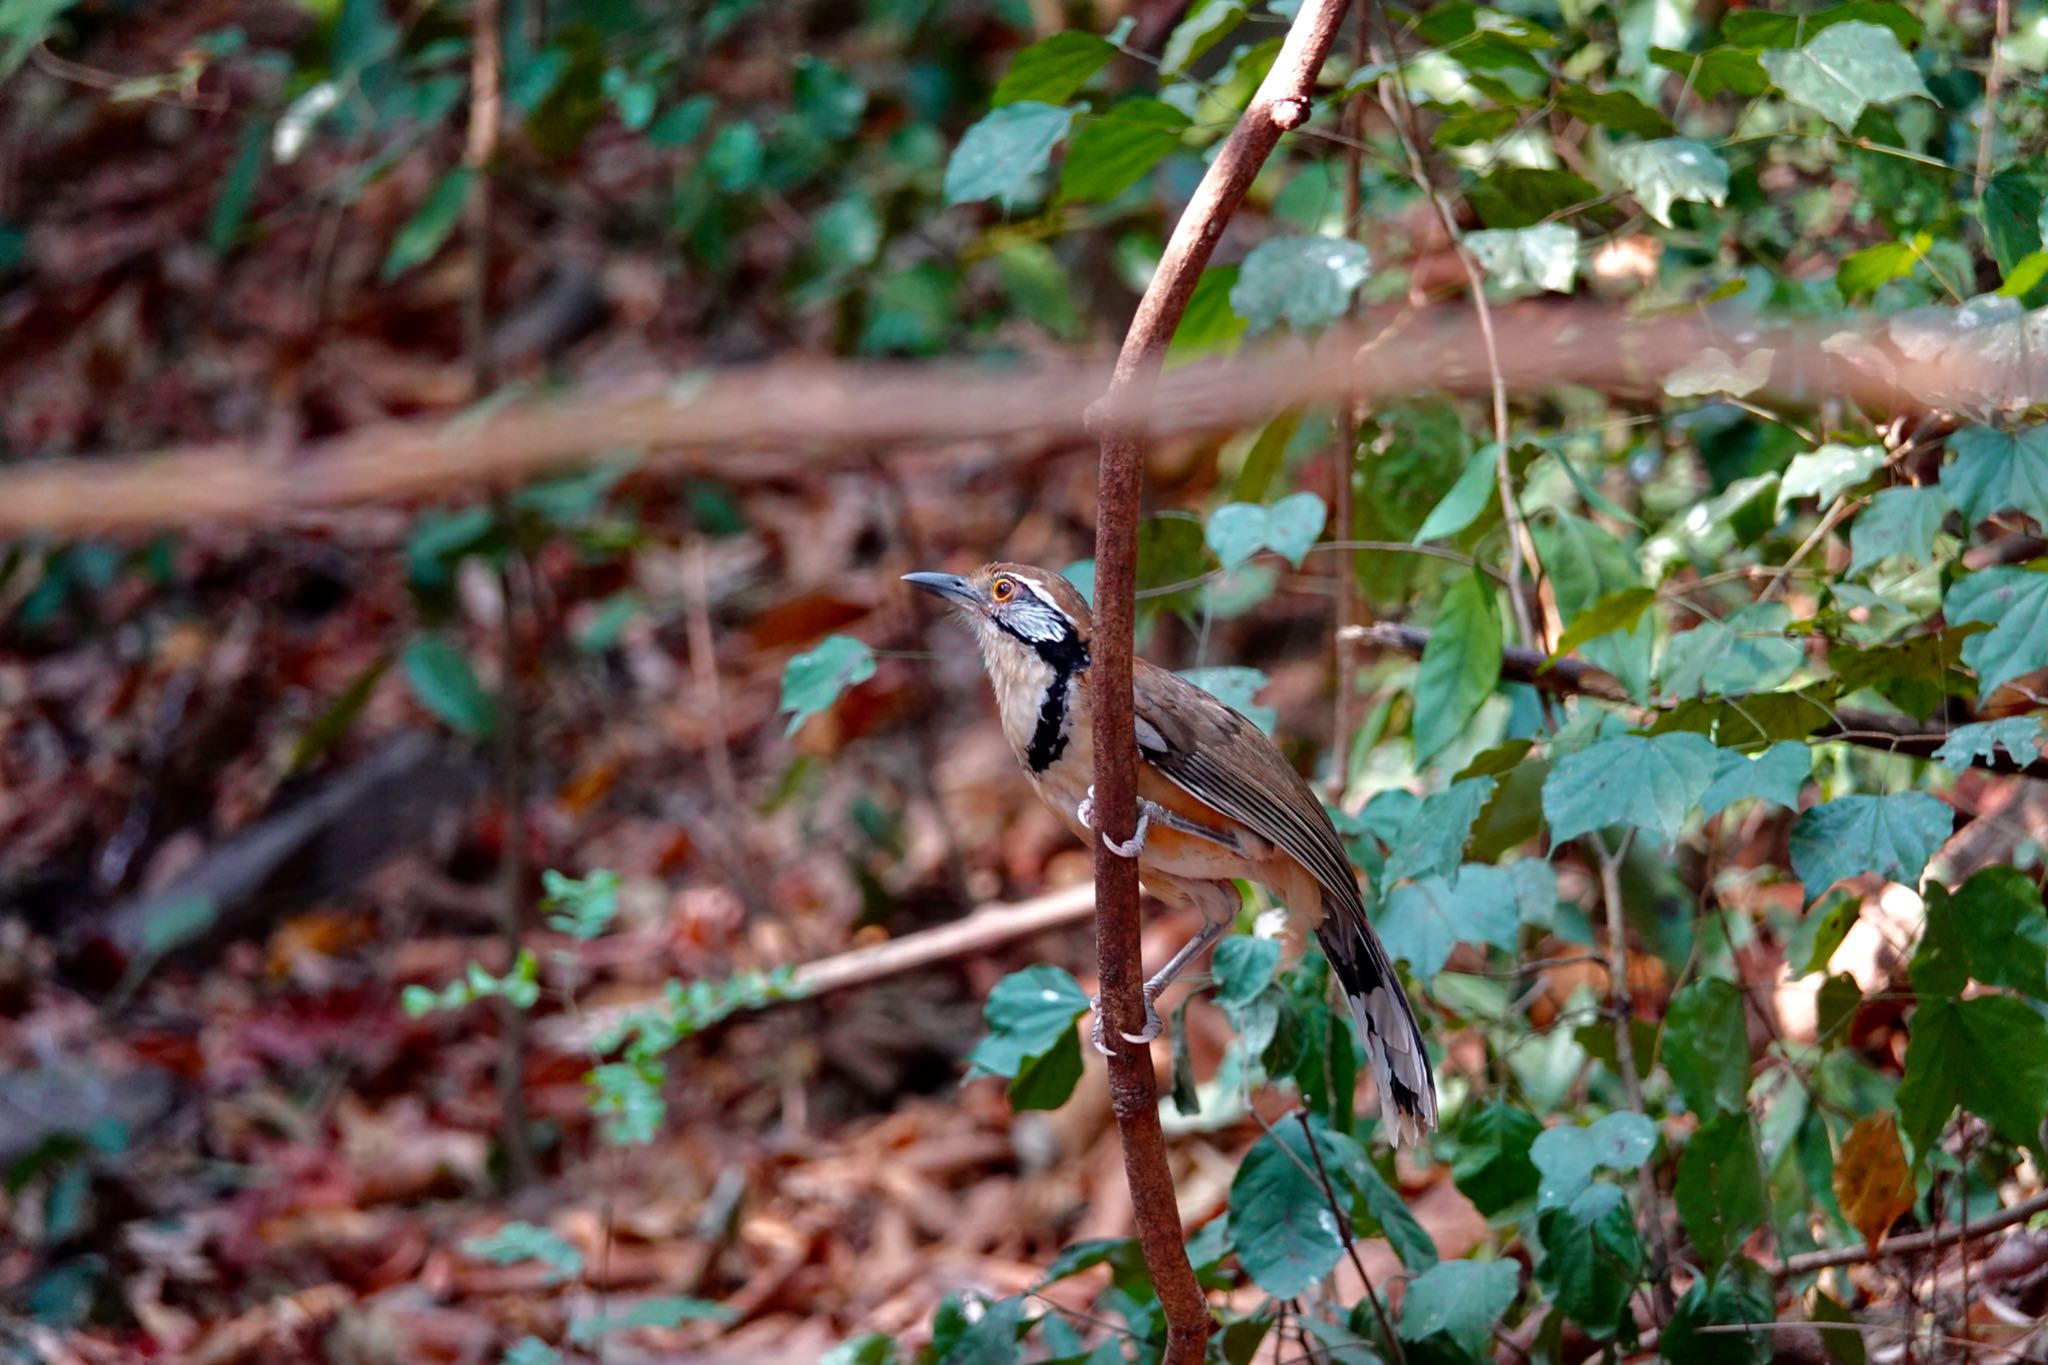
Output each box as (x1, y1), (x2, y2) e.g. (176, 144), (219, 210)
(1000, 622), (1089, 774)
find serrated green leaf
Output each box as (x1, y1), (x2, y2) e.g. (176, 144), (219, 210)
(403, 633), (497, 739)
(1535, 1186), (1640, 1336)
(1376, 863), (1524, 980)
(1213, 934), (1283, 1008)
(1779, 443), (1886, 514)
(1787, 793), (1951, 902)
(1531, 1111), (1657, 1210)
(1413, 573), (1503, 762)
(1229, 234), (1371, 332)
(1932, 716), (2047, 771)
(1204, 492), (1327, 573)
(1898, 995), (2048, 1154)
(1848, 485), (1950, 575)
(1760, 22), (1929, 132)
(1058, 97), (1189, 204)
(1452, 1102), (1543, 1215)
(1674, 1114), (1767, 1265)
(1384, 778), (1497, 886)
(1465, 224), (1579, 293)
(993, 31), (1115, 106)
(1945, 425), (2048, 528)
(1610, 138), (1728, 228)
(1699, 741), (1811, 817)
(1981, 168), (2046, 277)
(1914, 866), (2048, 998)
(1180, 666), (1276, 733)
(1659, 602), (1803, 699)
(382, 167), (474, 280)
(943, 101), (1074, 208)
(1398, 1259), (1520, 1351)
(779, 634), (876, 736)
(1226, 1122), (1347, 1297)
(1542, 731), (1720, 845)
(1663, 978), (1750, 1116)
(1945, 567), (2048, 695)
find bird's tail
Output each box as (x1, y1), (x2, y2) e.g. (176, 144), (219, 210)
(1316, 910), (1438, 1146)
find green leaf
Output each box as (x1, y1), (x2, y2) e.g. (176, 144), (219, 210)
(1837, 233), (1931, 302)
(1531, 1111), (1658, 1210)
(778, 635), (876, 736)
(943, 102), (1074, 208)
(1661, 1258), (1776, 1365)
(403, 634), (498, 739)
(1161, 0), (1246, 74)
(1412, 573), (1503, 762)
(993, 31), (1114, 106)
(1377, 863), (1524, 979)
(1552, 587), (1656, 659)
(1556, 85), (1672, 137)
(1650, 46), (1768, 98)
(1168, 265), (1249, 361)
(542, 869), (622, 940)
(1398, 1259), (1521, 1352)
(1915, 867), (2048, 998)
(1663, 978), (1750, 1116)
(1933, 717), (2047, 771)
(1663, 347), (1775, 399)
(1898, 995), (2048, 1153)
(1336, 1133), (1438, 1269)
(1676, 1113), (1767, 1267)
(1058, 98), (1189, 204)
(207, 115), (270, 254)
(1699, 741), (1811, 818)
(381, 167), (473, 280)
(1413, 444), (1499, 543)
(1213, 934), (1283, 1009)
(1468, 168), (1599, 229)
(1535, 1187), (1640, 1336)
(1538, 514), (1654, 702)
(464, 1222), (584, 1283)
(1945, 425), (2048, 528)
(966, 965), (1091, 1107)
(1226, 1122), (1347, 1297)
(1541, 731), (1721, 846)
(504, 1338), (563, 1365)
(1659, 602), (1803, 699)
(1945, 567), (2048, 696)
(819, 1332), (898, 1365)
(1228, 235), (1372, 332)
(1180, 666), (1276, 733)
(1610, 138), (1728, 228)
(1464, 224), (1579, 293)
(1204, 491), (1328, 573)
(1384, 778), (1497, 886)
(704, 122), (764, 191)
(568, 1296), (736, 1344)
(588, 1059), (664, 1143)
(1779, 443), (1886, 514)
(1848, 485), (1950, 576)
(1722, 1), (1922, 48)
(1452, 1102), (1543, 1215)
(1981, 168), (2046, 278)
(1760, 21), (1929, 132)
(1787, 793), (1951, 903)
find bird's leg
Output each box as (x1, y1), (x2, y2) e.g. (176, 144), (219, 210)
(1077, 784), (1243, 859)
(1088, 914), (1233, 1053)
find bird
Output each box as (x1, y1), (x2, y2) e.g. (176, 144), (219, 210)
(905, 562), (1438, 1144)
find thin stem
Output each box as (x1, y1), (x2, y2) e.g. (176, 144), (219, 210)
(1772, 1188), (2048, 1279)
(1329, 1), (1370, 798)
(1759, 496), (1860, 604)
(1977, 0), (2011, 194)
(1293, 1111), (1404, 1365)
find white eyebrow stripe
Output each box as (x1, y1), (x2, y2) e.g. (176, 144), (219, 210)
(1016, 575), (1061, 610)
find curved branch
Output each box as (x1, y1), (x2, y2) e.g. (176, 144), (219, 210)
(1084, 4), (1350, 1359)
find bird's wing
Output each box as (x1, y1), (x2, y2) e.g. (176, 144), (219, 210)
(1130, 661), (1362, 914)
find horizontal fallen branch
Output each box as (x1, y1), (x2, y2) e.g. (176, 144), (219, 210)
(1772, 1186), (2048, 1278)
(537, 882), (1095, 1054)
(3, 303), (2040, 535)
(1350, 622), (2048, 781)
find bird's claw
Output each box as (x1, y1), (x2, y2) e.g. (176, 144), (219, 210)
(1088, 991), (1165, 1054)
(1077, 784), (1153, 859)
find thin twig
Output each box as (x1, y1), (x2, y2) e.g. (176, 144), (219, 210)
(1593, 832), (1676, 1321)
(1085, 5), (1350, 1358)
(1328, 1), (1370, 798)
(1292, 1111), (1405, 1365)
(1977, 0), (2010, 195)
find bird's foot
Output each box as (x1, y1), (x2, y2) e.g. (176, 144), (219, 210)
(1077, 784), (1155, 858)
(1088, 990), (1166, 1055)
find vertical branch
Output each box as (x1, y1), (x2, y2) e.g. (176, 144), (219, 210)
(1327, 4), (1369, 799)
(465, 0), (535, 1188)
(1976, 0), (2009, 194)
(1594, 831), (1673, 1319)
(1086, 3), (1349, 1360)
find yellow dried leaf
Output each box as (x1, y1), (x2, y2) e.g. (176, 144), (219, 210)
(1833, 1110), (1915, 1248)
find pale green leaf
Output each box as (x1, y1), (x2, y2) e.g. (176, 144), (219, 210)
(1179, 666), (1276, 733)
(1610, 138), (1728, 228)
(1542, 731), (1721, 845)
(1663, 347), (1774, 398)
(1399, 1260), (1521, 1351)
(1787, 792), (1951, 902)
(1778, 443), (1886, 515)
(1945, 425), (2048, 528)
(1465, 224), (1579, 293)
(1376, 863), (1524, 979)
(1229, 234), (1372, 332)
(1848, 485), (1950, 575)
(1931, 716), (2047, 770)
(1945, 567), (2048, 695)
(1531, 1112), (1658, 1210)
(1699, 741), (1811, 817)
(943, 101), (1074, 207)
(1760, 21), (1930, 132)
(779, 635), (876, 736)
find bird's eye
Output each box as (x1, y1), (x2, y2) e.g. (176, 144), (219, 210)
(992, 577), (1015, 602)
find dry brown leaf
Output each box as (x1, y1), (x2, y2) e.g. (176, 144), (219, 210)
(1833, 1110), (1916, 1248)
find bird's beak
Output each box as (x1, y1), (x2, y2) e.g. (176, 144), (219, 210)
(902, 571), (981, 608)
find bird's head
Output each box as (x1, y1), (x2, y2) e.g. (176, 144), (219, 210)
(903, 563), (1093, 677)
